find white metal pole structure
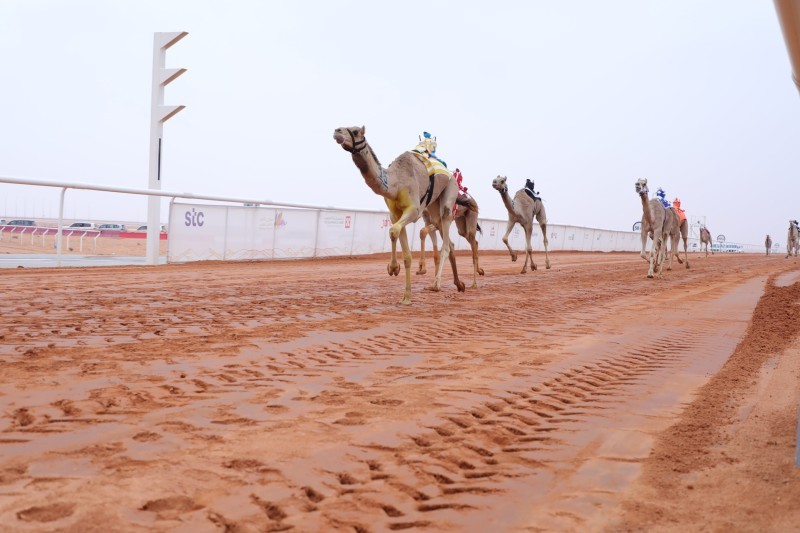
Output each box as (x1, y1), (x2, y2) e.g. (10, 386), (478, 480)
(775, 0), (800, 94)
(146, 31), (188, 265)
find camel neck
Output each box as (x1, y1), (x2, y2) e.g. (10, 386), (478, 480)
(639, 192), (653, 226)
(352, 143), (389, 197)
(499, 189), (515, 212)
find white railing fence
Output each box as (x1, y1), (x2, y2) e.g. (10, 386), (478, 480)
(166, 202), (764, 262)
(0, 225), (100, 253)
(0, 176), (765, 266)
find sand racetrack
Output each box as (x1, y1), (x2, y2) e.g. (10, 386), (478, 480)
(1, 251), (799, 532)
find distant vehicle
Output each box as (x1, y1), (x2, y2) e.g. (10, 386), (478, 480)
(97, 223), (126, 231)
(136, 225), (168, 233)
(6, 219), (36, 227)
(62, 222), (96, 230)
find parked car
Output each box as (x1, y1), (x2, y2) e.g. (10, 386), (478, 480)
(97, 223), (126, 231)
(136, 225), (168, 233)
(6, 219), (36, 227)
(62, 222), (96, 230)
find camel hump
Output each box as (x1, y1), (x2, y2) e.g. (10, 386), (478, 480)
(523, 188), (541, 202)
(455, 194), (479, 213)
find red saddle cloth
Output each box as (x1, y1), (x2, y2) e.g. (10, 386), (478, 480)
(453, 169), (470, 216)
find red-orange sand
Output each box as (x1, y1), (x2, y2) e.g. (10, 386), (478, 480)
(0, 251), (798, 531)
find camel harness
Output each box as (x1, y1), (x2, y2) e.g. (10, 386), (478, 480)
(342, 129), (366, 153)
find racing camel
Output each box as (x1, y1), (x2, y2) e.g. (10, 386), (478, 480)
(334, 126), (464, 304)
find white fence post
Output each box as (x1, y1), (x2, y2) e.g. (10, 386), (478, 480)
(57, 187), (66, 266)
(312, 210), (321, 257)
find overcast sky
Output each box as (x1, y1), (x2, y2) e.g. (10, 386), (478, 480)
(1, 1), (798, 245)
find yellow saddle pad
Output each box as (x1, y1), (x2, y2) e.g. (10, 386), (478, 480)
(409, 144), (452, 179)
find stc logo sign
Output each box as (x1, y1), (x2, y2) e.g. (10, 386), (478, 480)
(185, 208), (205, 227)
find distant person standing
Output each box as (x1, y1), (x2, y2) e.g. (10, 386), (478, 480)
(765, 234), (772, 255)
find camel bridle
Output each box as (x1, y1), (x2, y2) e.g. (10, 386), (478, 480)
(342, 129), (366, 153)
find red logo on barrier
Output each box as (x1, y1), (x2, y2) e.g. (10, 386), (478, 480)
(345, 216), (351, 229)
(381, 219), (391, 228)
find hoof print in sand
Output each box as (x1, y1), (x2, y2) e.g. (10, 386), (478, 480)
(17, 502), (75, 523)
(140, 495), (203, 518)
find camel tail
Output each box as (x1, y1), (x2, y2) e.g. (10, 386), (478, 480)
(477, 223), (483, 235)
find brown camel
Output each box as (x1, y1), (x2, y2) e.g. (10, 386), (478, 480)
(637, 193), (689, 270)
(417, 195), (484, 288)
(786, 220), (799, 258)
(333, 126), (464, 304)
(765, 234), (772, 256)
(635, 179), (686, 278)
(699, 226), (712, 257)
(491, 176), (551, 273)
(676, 219), (690, 268)
(636, 187), (688, 271)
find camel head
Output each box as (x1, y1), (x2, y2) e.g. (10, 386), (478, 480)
(492, 175), (509, 194)
(635, 178), (649, 197)
(333, 126), (366, 153)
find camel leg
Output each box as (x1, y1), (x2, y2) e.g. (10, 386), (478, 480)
(416, 225), (427, 275)
(674, 222), (687, 267)
(446, 239), (466, 293)
(683, 235), (690, 269)
(387, 217), (400, 277)
(398, 226), (413, 305)
(674, 241), (683, 265)
(666, 236), (675, 270)
(502, 219), (517, 262)
(655, 233), (666, 279)
(458, 216), (480, 289)
(663, 239), (671, 271)
(640, 229), (649, 261)
(467, 234), (479, 289)
(428, 214), (464, 292)
(430, 229), (441, 277)
(416, 224), (435, 275)
(521, 226), (533, 273)
(387, 204), (418, 277)
(540, 222), (551, 269)
(648, 230), (661, 278)
(443, 212), (465, 292)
